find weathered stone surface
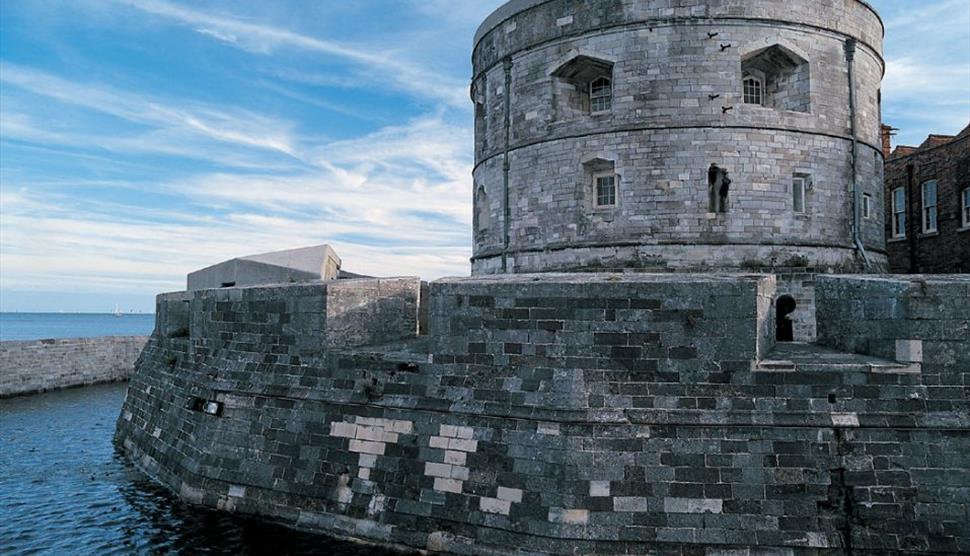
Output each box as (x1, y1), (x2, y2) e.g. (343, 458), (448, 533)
(115, 273), (970, 554)
(471, 0), (887, 275)
(0, 336), (147, 397)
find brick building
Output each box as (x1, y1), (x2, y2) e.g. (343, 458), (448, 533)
(884, 124), (970, 273)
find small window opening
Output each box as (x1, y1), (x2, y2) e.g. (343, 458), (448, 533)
(863, 194), (872, 219)
(892, 187), (906, 238)
(594, 172), (617, 207)
(743, 75), (763, 106)
(590, 77), (612, 113)
(962, 188), (970, 228)
(475, 185), (489, 234)
(776, 295), (796, 342)
(221, 281), (236, 288)
(708, 164), (731, 213)
(792, 174), (809, 214)
(922, 180), (938, 233)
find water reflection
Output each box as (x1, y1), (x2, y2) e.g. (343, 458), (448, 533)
(0, 383), (413, 555)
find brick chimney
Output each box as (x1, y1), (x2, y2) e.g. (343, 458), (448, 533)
(880, 124), (896, 159)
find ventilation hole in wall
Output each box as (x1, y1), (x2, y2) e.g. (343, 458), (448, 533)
(397, 362), (420, 373)
(221, 282), (236, 288)
(828, 393), (837, 404)
(708, 163), (731, 213)
(776, 295), (797, 342)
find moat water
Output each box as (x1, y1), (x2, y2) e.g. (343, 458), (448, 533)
(0, 383), (412, 555)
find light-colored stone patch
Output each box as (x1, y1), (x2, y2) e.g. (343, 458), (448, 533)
(426, 424), (478, 493)
(444, 450), (467, 465)
(479, 496), (512, 515)
(497, 486), (523, 503)
(228, 485), (246, 498)
(831, 412), (860, 427)
(537, 422), (560, 435)
(556, 15), (573, 26)
(895, 339), (923, 363)
(589, 481), (610, 497)
(329, 415), (413, 516)
(548, 508), (589, 525)
(663, 497), (723, 514)
(433, 477), (463, 494)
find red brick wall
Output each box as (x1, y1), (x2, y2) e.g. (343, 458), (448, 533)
(884, 133), (970, 273)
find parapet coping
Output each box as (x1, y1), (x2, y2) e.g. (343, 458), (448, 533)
(815, 274), (970, 285)
(158, 276), (422, 297)
(436, 272), (770, 285)
(473, 0), (884, 47)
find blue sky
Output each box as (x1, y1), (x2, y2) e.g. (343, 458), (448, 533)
(1, 0), (968, 313)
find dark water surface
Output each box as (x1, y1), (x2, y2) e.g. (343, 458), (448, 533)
(0, 313), (156, 342)
(0, 383), (411, 555)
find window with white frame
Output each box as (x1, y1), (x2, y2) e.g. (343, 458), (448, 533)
(863, 194), (872, 219)
(962, 187), (970, 228)
(590, 77), (612, 113)
(792, 174), (808, 214)
(593, 172), (617, 208)
(892, 187), (906, 238)
(922, 180), (938, 233)
(743, 75), (763, 106)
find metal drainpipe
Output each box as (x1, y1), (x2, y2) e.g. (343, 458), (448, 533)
(501, 57), (513, 273)
(844, 38), (872, 270)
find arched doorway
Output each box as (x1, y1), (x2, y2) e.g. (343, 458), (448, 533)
(776, 295), (796, 342)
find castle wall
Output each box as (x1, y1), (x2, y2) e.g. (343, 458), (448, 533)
(816, 274), (970, 385)
(115, 274), (969, 554)
(0, 336), (147, 398)
(471, 0), (887, 274)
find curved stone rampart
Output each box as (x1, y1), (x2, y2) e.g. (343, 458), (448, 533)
(115, 275), (970, 554)
(471, 0), (886, 274)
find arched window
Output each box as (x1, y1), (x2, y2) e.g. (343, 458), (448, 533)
(590, 77), (612, 113)
(743, 75), (763, 106)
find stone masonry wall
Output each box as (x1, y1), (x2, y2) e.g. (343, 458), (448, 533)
(0, 336), (148, 398)
(116, 274), (968, 554)
(471, 0), (886, 274)
(816, 274), (970, 386)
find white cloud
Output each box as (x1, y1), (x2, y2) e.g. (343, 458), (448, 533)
(115, 0), (470, 107)
(0, 63), (300, 158)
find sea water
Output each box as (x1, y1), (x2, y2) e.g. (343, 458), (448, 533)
(0, 313), (156, 342)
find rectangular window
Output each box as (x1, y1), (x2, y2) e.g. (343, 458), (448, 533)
(962, 188), (970, 228)
(792, 175), (807, 214)
(743, 76), (763, 106)
(862, 194), (872, 219)
(891, 187), (906, 238)
(922, 180), (938, 233)
(594, 173), (617, 207)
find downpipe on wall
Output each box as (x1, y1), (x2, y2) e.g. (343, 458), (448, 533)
(501, 57), (513, 273)
(844, 39), (871, 271)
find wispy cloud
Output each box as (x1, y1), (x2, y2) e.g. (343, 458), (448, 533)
(115, 0), (470, 107)
(1, 63), (301, 158)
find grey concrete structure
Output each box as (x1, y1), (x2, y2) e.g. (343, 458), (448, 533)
(0, 336), (147, 398)
(116, 273), (969, 554)
(187, 245), (342, 291)
(471, 0), (888, 276)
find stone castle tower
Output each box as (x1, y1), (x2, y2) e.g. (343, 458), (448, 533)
(470, 0), (888, 276)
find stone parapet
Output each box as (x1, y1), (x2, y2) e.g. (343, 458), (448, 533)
(0, 336), (147, 398)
